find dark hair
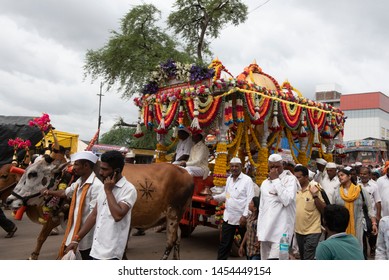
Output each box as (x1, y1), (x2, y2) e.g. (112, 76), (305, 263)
(323, 204), (350, 233)
(100, 150), (124, 172)
(252, 196), (260, 210)
(294, 165), (309, 176)
(338, 168), (352, 176)
(251, 196), (260, 220)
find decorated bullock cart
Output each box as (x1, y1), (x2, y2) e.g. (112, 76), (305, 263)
(133, 58), (346, 236)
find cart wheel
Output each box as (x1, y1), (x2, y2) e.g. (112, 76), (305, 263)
(179, 224), (196, 238)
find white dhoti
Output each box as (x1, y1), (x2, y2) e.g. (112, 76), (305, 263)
(185, 166), (206, 178)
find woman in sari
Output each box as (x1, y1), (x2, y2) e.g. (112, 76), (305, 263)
(333, 168), (378, 251)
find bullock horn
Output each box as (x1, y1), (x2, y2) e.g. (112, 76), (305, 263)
(10, 166), (25, 175)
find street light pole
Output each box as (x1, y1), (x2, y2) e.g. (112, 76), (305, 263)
(97, 82), (104, 144)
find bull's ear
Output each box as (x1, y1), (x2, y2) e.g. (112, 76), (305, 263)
(52, 161), (71, 174)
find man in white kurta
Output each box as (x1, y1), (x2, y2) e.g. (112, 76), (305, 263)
(172, 127), (193, 165)
(257, 153), (299, 260)
(313, 158), (328, 184)
(319, 162), (340, 204)
(182, 133), (209, 179)
(377, 166), (389, 217)
(209, 157), (254, 259)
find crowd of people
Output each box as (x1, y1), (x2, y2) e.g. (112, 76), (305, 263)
(2, 132), (389, 261)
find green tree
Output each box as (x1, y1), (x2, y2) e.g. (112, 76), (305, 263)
(168, 0), (248, 63)
(84, 4), (191, 98)
(99, 124), (158, 150)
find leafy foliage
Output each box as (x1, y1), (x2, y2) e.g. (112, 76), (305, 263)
(99, 125), (158, 150)
(84, 4), (191, 98)
(168, 0), (248, 62)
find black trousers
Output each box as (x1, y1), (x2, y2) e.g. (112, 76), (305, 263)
(363, 230), (377, 259)
(0, 208), (16, 233)
(217, 221), (246, 260)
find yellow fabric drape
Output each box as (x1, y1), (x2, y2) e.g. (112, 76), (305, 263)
(58, 183), (91, 258)
(339, 183), (361, 236)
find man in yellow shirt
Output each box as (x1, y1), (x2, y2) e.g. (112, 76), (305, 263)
(294, 165), (325, 259)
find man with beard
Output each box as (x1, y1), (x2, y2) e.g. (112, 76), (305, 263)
(65, 150), (137, 260)
(206, 157), (254, 260)
(42, 151), (103, 260)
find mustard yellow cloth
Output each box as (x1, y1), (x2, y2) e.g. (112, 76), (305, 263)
(339, 183), (360, 236)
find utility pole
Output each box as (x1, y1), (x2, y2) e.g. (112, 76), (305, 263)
(97, 82), (104, 144)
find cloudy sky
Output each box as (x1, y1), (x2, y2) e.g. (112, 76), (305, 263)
(1, 0), (388, 141)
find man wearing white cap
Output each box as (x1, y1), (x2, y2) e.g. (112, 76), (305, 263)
(257, 153), (299, 260)
(42, 151), (103, 260)
(206, 157), (255, 259)
(313, 158), (328, 184)
(319, 162), (340, 204)
(172, 127), (193, 165)
(66, 150), (137, 260)
(181, 133), (209, 179)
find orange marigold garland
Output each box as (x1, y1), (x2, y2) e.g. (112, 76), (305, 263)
(213, 142), (228, 187)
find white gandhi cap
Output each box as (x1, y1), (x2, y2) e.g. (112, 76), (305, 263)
(268, 153), (283, 162)
(326, 162), (337, 169)
(316, 158), (327, 166)
(230, 157), (242, 164)
(71, 151), (98, 164)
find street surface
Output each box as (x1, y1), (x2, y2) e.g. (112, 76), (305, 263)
(0, 209), (243, 260)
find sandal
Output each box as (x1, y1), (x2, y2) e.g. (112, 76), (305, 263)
(5, 226), (17, 238)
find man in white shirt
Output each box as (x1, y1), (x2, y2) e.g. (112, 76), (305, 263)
(360, 166), (381, 258)
(319, 162), (340, 204)
(42, 151), (103, 260)
(172, 127), (193, 165)
(375, 215), (389, 260)
(313, 158), (328, 184)
(181, 133), (209, 179)
(65, 150), (137, 260)
(257, 153), (299, 260)
(206, 157), (254, 259)
(377, 162), (389, 217)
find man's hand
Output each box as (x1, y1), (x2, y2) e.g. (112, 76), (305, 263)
(268, 167), (279, 180)
(40, 189), (49, 196)
(205, 195), (213, 203)
(309, 183), (320, 195)
(104, 172), (117, 193)
(64, 242), (78, 254)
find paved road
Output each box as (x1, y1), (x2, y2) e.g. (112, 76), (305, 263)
(0, 209), (243, 260)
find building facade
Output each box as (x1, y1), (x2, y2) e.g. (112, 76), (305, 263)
(340, 92), (389, 141)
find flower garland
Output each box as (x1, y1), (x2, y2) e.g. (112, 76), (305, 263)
(236, 97), (244, 123)
(213, 142), (228, 186)
(29, 113), (52, 148)
(279, 102), (303, 130)
(243, 91), (272, 124)
(256, 146), (268, 185)
(214, 202), (225, 224)
(154, 101), (179, 134)
(185, 96), (222, 128)
(8, 138), (31, 165)
(224, 99), (233, 126)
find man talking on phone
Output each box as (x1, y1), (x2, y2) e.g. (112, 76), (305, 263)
(65, 150), (137, 260)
